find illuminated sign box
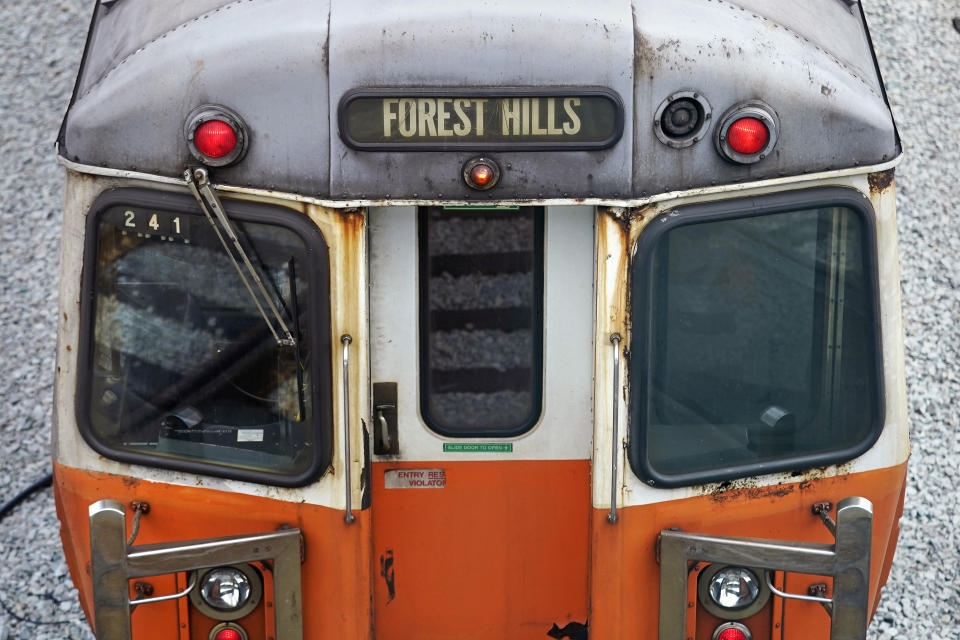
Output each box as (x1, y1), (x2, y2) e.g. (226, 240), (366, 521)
(339, 88), (623, 150)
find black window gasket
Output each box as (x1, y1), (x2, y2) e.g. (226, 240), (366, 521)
(76, 188), (333, 487)
(417, 206), (546, 438)
(628, 187), (885, 488)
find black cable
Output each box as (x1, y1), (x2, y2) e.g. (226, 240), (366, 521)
(0, 472), (53, 523)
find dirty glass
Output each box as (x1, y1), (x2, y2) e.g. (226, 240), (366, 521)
(419, 206), (543, 435)
(84, 205), (322, 481)
(632, 203), (880, 484)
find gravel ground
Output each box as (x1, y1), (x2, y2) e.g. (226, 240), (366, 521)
(0, 1), (956, 639)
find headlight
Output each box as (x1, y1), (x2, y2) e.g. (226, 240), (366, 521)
(201, 567), (252, 610)
(697, 565), (770, 620)
(190, 564), (263, 621)
(708, 567), (760, 609)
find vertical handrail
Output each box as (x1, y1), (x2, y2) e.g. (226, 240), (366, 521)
(341, 334), (356, 524)
(608, 333), (622, 524)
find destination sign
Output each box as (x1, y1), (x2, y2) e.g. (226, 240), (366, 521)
(339, 89), (623, 150)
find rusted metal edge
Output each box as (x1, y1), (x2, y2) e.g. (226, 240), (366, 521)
(57, 154), (902, 210)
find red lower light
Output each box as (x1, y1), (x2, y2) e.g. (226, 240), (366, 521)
(716, 627), (748, 640)
(727, 117), (769, 155)
(213, 628), (242, 640)
(195, 119), (238, 158)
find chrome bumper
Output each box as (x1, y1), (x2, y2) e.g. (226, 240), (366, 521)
(658, 496), (873, 640)
(88, 500), (303, 640)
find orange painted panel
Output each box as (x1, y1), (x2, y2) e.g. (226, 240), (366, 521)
(54, 460), (906, 639)
(370, 460), (591, 640)
(590, 463), (908, 640)
(53, 462), (373, 640)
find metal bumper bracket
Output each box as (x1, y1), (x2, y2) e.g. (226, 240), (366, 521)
(89, 499), (303, 640)
(658, 496), (873, 640)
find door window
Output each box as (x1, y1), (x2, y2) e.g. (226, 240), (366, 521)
(419, 206), (544, 436)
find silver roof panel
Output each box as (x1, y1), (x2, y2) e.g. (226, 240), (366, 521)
(60, 0), (899, 199)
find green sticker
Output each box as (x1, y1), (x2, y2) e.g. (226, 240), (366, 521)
(442, 205), (520, 211)
(443, 443), (513, 453)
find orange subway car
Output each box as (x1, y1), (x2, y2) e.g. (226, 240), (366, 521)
(53, 1), (907, 639)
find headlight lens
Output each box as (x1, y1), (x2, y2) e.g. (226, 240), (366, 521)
(707, 567), (760, 610)
(200, 567), (252, 611)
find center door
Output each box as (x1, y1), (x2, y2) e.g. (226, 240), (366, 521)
(368, 205), (595, 640)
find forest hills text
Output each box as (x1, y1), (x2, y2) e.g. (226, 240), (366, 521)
(381, 97), (583, 138)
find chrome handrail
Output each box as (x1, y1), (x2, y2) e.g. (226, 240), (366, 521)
(608, 333), (622, 524)
(341, 334), (356, 524)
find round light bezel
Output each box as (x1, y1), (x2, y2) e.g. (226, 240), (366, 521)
(184, 104), (249, 167)
(653, 90), (712, 149)
(715, 100), (779, 164)
(189, 564), (262, 621)
(697, 564), (770, 620)
(462, 156), (501, 191)
(712, 621), (752, 640)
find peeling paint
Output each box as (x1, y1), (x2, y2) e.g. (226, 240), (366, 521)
(379, 549), (396, 603)
(547, 620), (588, 640)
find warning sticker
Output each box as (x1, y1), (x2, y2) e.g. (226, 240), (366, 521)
(443, 443), (513, 453)
(385, 469), (446, 489)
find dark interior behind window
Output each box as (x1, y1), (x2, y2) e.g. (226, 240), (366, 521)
(78, 189), (331, 486)
(419, 206), (544, 436)
(629, 189), (883, 487)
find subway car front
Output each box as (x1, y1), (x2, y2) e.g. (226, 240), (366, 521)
(53, 1), (907, 640)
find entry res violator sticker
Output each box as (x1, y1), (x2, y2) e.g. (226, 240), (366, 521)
(384, 469), (446, 489)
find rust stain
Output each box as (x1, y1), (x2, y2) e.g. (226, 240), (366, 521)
(632, 7), (660, 78)
(709, 481), (795, 503)
(868, 169), (895, 195)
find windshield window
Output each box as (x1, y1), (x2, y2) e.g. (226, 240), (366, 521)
(629, 191), (882, 486)
(79, 192), (330, 485)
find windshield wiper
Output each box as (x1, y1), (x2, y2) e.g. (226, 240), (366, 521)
(185, 167), (296, 347)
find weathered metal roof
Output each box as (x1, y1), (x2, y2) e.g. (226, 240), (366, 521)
(60, 0), (899, 200)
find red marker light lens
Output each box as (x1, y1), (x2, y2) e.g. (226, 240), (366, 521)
(213, 628), (242, 640)
(727, 117), (769, 155)
(716, 627), (748, 640)
(470, 164), (494, 187)
(195, 120), (238, 158)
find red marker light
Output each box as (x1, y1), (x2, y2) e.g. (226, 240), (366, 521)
(213, 628), (242, 640)
(727, 117), (769, 155)
(195, 120), (238, 158)
(716, 626), (749, 640)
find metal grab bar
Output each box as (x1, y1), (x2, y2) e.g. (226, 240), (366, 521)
(341, 334), (356, 524)
(131, 574), (196, 607)
(608, 333), (622, 524)
(765, 570), (832, 604)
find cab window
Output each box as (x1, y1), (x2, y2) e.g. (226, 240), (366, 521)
(629, 189), (883, 487)
(78, 190), (331, 486)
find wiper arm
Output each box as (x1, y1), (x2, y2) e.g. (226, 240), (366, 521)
(184, 167), (295, 347)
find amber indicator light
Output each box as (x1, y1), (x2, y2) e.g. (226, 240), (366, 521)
(462, 157), (501, 191)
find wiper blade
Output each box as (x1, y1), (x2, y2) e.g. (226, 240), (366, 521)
(184, 167), (295, 347)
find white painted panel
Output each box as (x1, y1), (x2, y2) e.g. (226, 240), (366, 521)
(369, 205), (595, 462)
